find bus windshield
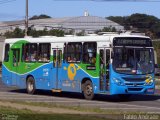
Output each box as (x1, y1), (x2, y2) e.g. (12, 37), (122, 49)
(113, 47), (154, 75)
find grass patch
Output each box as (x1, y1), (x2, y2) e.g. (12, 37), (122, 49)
(0, 99), (135, 114)
(0, 106), (109, 120)
(0, 106), (159, 120)
(0, 100), (156, 115)
(0, 101), (160, 120)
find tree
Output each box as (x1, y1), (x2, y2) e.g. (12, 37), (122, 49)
(13, 27), (24, 38)
(76, 30), (85, 36)
(95, 26), (117, 34)
(27, 28), (65, 37)
(107, 16), (127, 26)
(65, 29), (75, 35)
(151, 22), (160, 38)
(4, 27), (65, 38)
(29, 14), (51, 20)
(4, 27), (24, 38)
(107, 13), (160, 38)
(49, 29), (64, 37)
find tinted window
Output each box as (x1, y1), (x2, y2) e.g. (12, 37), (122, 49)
(53, 50), (62, 67)
(66, 42), (82, 63)
(38, 43), (50, 62)
(4, 44), (10, 62)
(23, 43), (38, 62)
(113, 47), (154, 74)
(83, 42), (97, 64)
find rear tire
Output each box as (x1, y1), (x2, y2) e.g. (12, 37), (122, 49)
(83, 80), (94, 100)
(26, 77), (36, 94)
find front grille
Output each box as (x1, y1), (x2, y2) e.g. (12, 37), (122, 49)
(125, 83), (144, 86)
(128, 88), (143, 91)
(123, 77), (148, 82)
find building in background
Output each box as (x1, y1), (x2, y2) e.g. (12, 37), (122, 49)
(0, 13), (124, 34)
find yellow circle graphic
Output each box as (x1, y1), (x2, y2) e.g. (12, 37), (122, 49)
(68, 64), (76, 80)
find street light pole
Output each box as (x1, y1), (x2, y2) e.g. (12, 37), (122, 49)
(25, 0), (28, 37)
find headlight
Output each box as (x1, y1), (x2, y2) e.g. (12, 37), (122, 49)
(145, 79), (154, 86)
(113, 78), (124, 86)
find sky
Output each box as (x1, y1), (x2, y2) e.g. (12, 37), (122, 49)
(0, 0), (159, 21)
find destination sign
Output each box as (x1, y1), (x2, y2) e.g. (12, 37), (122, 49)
(113, 37), (152, 47)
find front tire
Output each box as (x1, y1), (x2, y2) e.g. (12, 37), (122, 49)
(26, 77), (36, 94)
(83, 80), (94, 100)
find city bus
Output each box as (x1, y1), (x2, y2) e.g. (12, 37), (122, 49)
(2, 34), (155, 100)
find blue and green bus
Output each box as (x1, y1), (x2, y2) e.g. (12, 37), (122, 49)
(2, 34), (155, 100)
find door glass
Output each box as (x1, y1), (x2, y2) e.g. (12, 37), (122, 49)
(100, 49), (104, 91)
(13, 49), (20, 67)
(99, 49), (110, 91)
(106, 49), (110, 89)
(53, 50), (62, 68)
(58, 50), (62, 67)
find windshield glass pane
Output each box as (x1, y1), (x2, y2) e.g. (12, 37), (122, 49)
(113, 47), (154, 74)
(136, 49), (154, 74)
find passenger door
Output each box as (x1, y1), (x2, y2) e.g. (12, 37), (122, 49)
(11, 49), (20, 85)
(99, 48), (110, 91)
(53, 48), (62, 89)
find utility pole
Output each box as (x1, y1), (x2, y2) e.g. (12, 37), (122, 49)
(25, 0), (28, 36)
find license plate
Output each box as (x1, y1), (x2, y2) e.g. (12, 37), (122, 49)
(147, 88), (154, 92)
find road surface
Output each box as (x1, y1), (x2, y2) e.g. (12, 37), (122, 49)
(1, 77), (160, 113)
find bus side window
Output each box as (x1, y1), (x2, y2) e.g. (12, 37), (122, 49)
(22, 44), (25, 62)
(24, 44), (29, 62)
(83, 42), (97, 64)
(24, 43), (38, 62)
(38, 43), (50, 62)
(4, 44), (10, 62)
(66, 42), (82, 63)
(30, 44), (38, 62)
(63, 43), (67, 62)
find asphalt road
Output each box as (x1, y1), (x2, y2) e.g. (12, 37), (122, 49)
(1, 77), (160, 113)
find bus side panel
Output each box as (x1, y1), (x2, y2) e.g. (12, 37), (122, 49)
(2, 62), (55, 90)
(60, 63), (81, 92)
(34, 63), (54, 90)
(74, 64), (100, 93)
(17, 62), (53, 90)
(60, 63), (100, 94)
(2, 64), (12, 86)
(2, 59), (100, 93)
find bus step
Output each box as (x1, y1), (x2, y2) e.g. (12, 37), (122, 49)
(52, 89), (62, 93)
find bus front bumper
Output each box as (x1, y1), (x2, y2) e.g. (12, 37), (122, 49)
(110, 84), (155, 95)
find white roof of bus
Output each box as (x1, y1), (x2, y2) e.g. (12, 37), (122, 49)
(4, 34), (150, 44)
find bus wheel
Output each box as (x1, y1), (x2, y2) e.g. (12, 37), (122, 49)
(26, 77), (36, 94)
(83, 80), (94, 100)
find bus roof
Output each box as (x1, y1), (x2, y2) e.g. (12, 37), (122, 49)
(4, 34), (150, 44)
